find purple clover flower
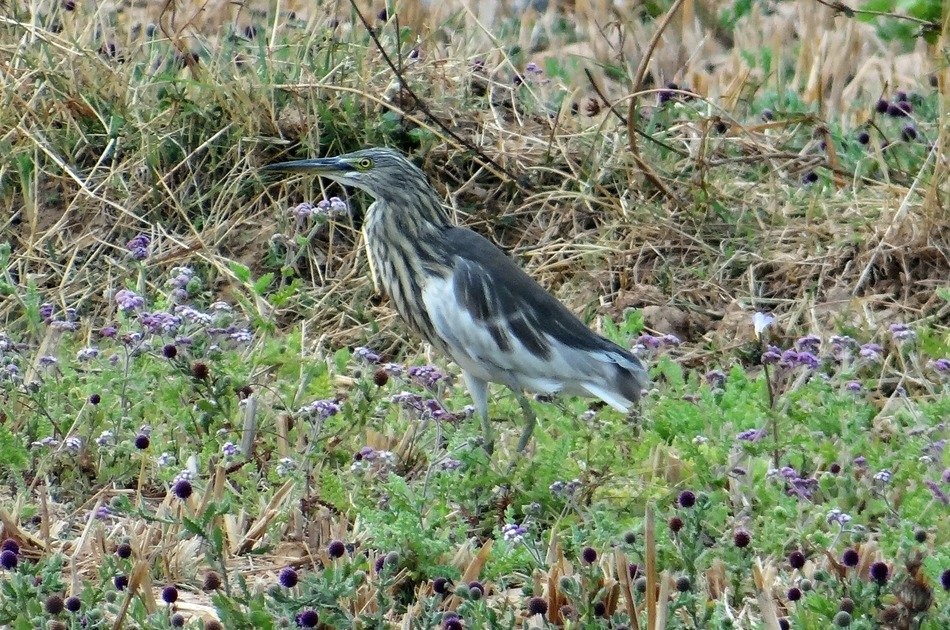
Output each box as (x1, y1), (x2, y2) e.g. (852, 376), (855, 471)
(859, 343), (883, 361)
(115, 289), (145, 313)
(175, 305), (213, 326)
(889, 323), (916, 343)
(139, 312), (183, 335)
(291, 202), (316, 219)
(502, 523), (527, 543)
(407, 365), (448, 389)
(525, 62), (543, 75)
(354, 346), (381, 363)
(826, 509), (853, 526)
(795, 335), (821, 352)
(761, 345), (782, 365)
(925, 480), (948, 505)
(845, 381), (862, 393)
(636, 334), (662, 349)
(795, 351), (820, 370)
(126, 234), (150, 259)
(76, 347), (100, 362)
(927, 358), (949, 374)
(100, 325), (118, 338)
(296, 399), (340, 420)
(423, 399), (451, 420)
(661, 334), (682, 346)
(389, 391), (424, 409)
(737, 428), (766, 442)
(39, 303), (54, 322)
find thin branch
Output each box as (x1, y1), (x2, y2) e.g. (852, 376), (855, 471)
(813, 0), (940, 29)
(346, 0), (524, 187)
(583, 68), (686, 157)
(626, 0), (687, 206)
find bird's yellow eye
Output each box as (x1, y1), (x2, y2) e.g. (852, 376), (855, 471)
(355, 157), (373, 171)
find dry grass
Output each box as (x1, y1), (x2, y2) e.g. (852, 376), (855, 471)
(1, 0), (948, 356)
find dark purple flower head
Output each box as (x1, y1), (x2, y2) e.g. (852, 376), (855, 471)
(433, 576), (451, 595)
(203, 571), (222, 591)
(733, 530), (751, 548)
(162, 344), (178, 359)
(628, 563), (640, 578)
(45, 594), (65, 615)
(0, 549), (16, 570)
(857, 130), (870, 145)
(669, 516), (684, 533)
(64, 596), (81, 613)
(443, 616), (463, 630)
(328, 540), (346, 559)
(114, 574), (129, 590)
(374, 556), (385, 574)
(789, 550), (806, 569)
(116, 542), (132, 559)
(468, 580), (484, 597)
(675, 575), (691, 592)
(581, 546), (597, 564)
(845, 381), (862, 393)
(874, 98), (888, 113)
(134, 434), (150, 450)
(901, 124), (918, 142)
(779, 619), (790, 630)
(842, 548), (859, 567)
(527, 596), (548, 617)
(161, 585), (178, 604)
(171, 613), (185, 627)
(279, 567), (298, 588)
(1, 539), (19, 555)
(887, 103), (906, 117)
(678, 490), (696, 508)
(853, 456), (867, 468)
(787, 587), (802, 601)
(870, 561), (889, 584)
(296, 609), (319, 627)
(941, 569), (950, 591)
(762, 109), (774, 121)
(802, 171), (819, 185)
(172, 480), (192, 500)
(637, 334), (662, 349)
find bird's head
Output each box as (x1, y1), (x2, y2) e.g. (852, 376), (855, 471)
(262, 147), (424, 200)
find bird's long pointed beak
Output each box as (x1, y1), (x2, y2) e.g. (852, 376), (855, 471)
(261, 157), (350, 174)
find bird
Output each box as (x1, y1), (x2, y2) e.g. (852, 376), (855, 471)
(264, 147), (648, 454)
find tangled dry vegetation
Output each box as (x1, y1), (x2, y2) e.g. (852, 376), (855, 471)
(1, 0), (947, 352)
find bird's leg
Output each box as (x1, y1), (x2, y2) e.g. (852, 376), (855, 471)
(462, 371), (493, 455)
(514, 393), (537, 453)
(480, 409), (494, 456)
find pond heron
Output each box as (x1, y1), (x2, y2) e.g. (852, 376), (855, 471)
(265, 148), (648, 454)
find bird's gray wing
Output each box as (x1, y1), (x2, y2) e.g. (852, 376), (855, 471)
(422, 227), (647, 409)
